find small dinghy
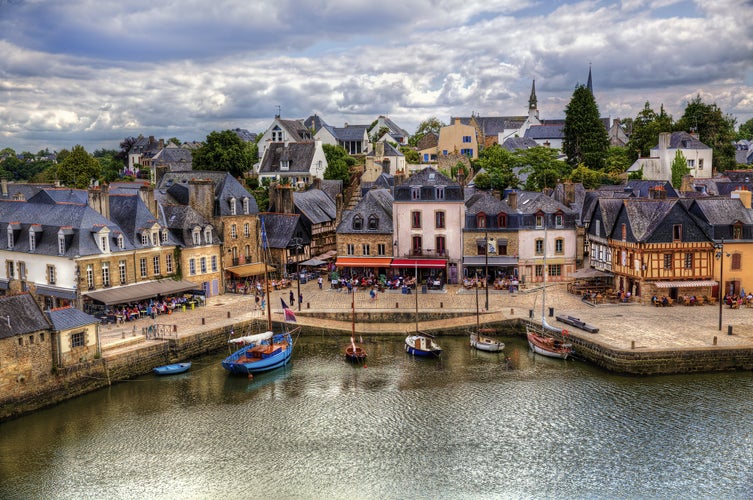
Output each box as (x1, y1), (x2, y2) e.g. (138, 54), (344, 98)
(153, 362), (192, 375)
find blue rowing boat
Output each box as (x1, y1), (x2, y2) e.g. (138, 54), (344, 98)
(222, 331), (295, 375)
(153, 362), (192, 375)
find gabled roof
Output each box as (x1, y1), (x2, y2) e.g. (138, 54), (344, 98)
(591, 198), (624, 237)
(28, 188), (88, 205)
(293, 189), (336, 224)
(415, 132), (439, 150)
(626, 180), (679, 198)
(402, 167), (455, 187)
(151, 144), (193, 170)
(501, 137), (539, 151)
(453, 116), (527, 136)
(524, 124), (565, 140)
(259, 142), (317, 174)
(0, 294), (50, 340)
(46, 306), (98, 331)
(156, 171), (258, 217)
(259, 213), (300, 249)
(160, 204), (213, 247)
(689, 197), (753, 225)
(367, 142), (403, 157)
(333, 125), (368, 142)
(653, 131), (709, 150)
(312, 179), (343, 203)
(303, 114), (328, 133)
(337, 188), (394, 234)
(511, 191), (575, 215)
(619, 199), (677, 241)
(465, 190), (513, 215)
(277, 119), (312, 141)
(370, 116), (409, 138)
(232, 128), (257, 142)
(109, 194), (160, 246)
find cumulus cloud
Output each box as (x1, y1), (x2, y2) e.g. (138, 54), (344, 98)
(0, 0), (752, 151)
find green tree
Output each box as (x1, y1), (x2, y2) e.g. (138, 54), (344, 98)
(56, 145), (101, 188)
(409, 117), (445, 147)
(737, 118), (753, 141)
(400, 146), (419, 164)
(674, 95), (736, 172)
(191, 130), (256, 177)
(247, 177), (272, 212)
(322, 144), (355, 184)
(470, 144), (518, 191)
(626, 102), (673, 161)
(93, 149), (123, 182)
(569, 164), (603, 189)
(671, 150), (689, 188)
(562, 85), (609, 170)
(370, 126), (390, 142)
(604, 146), (633, 174)
(516, 146), (569, 191)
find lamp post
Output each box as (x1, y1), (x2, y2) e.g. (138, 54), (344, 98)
(292, 237), (303, 311)
(715, 238), (728, 331)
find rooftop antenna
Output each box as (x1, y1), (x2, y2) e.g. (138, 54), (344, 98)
(275, 105), (281, 118)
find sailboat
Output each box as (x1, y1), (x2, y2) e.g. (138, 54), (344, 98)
(526, 224), (573, 359)
(469, 278), (505, 352)
(404, 263), (442, 357)
(344, 287), (367, 361)
(222, 217), (300, 375)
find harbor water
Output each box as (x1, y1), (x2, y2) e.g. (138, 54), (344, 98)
(1, 335), (753, 499)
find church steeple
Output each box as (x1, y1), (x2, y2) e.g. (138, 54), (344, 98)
(528, 79), (539, 120)
(586, 64), (593, 93)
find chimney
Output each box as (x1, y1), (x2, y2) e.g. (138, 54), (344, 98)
(507, 191), (518, 210)
(188, 178), (215, 221)
(139, 185), (158, 218)
(680, 175), (694, 193)
(375, 141), (384, 158)
(269, 182), (294, 214)
(1, 178), (7, 197)
(313, 178), (321, 191)
(732, 187), (752, 209)
(564, 181), (575, 206)
(159, 138), (164, 149)
(87, 183), (110, 219)
(649, 185), (666, 199)
(455, 118), (461, 125)
(658, 132), (670, 152)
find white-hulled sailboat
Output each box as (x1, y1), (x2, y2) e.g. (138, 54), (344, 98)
(469, 278), (505, 352)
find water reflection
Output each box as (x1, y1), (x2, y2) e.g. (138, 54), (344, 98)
(1, 336), (753, 499)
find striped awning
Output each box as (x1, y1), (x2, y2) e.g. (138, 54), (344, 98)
(335, 257), (393, 267)
(652, 280), (718, 288)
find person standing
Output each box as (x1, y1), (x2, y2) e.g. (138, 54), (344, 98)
(317, 276), (323, 290)
(290, 289), (295, 305)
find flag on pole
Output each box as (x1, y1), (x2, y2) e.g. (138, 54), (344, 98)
(260, 216), (268, 250)
(281, 298), (296, 322)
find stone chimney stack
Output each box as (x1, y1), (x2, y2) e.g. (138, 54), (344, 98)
(375, 141), (385, 158)
(680, 175), (695, 193)
(1, 178), (7, 197)
(649, 185), (667, 199)
(507, 191), (518, 210)
(188, 178), (215, 221)
(269, 182), (295, 214)
(732, 187), (752, 209)
(564, 181), (575, 206)
(139, 184), (158, 218)
(88, 183), (110, 220)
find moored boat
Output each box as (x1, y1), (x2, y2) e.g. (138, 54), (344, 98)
(153, 362), (192, 375)
(469, 281), (504, 352)
(344, 284), (367, 362)
(405, 333), (443, 357)
(526, 327), (572, 359)
(222, 331), (294, 374)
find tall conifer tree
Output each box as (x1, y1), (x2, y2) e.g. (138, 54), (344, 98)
(562, 85), (609, 170)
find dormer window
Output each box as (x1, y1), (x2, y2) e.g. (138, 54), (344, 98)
(58, 234), (65, 255)
(368, 215), (378, 230)
(204, 226), (212, 244)
(117, 234), (125, 249)
(29, 231), (35, 251)
(280, 160), (290, 171)
(435, 187), (444, 199)
(161, 229), (168, 244)
(151, 230), (159, 246)
(100, 235), (110, 253)
(7, 226), (14, 249)
(230, 197), (237, 216)
(141, 232), (150, 246)
(476, 213), (486, 229)
(271, 125), (283, 142)
(555, 214), (563, 228)
(411, 187), (420, 200)
(535, 215), (544, 228)
(497, 214), (507, 228)
(242, 197), (250, 215)
(192, 227), (201, 246)
(353, 215), (363, 231)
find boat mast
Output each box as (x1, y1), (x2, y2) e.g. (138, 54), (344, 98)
(415, 262), (419, 334)
(542, 223), (547, 325)
(475, 280), (480, 334)
(351, 285), (355, 341)
(261, 216), (273, 332)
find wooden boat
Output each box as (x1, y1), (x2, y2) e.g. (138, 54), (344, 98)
(404, 262), (442, 357)
(469, 279), (504, 352)
(527, 224), (573, 360)
(344, 285), (367, 362)
(153, 362), (191, 375)
(222, 217), (299, 375)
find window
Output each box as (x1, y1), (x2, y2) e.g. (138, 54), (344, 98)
(119, 260), (127, 284)
(462, 135), (471, 143)
(731, 253), (742, 270)
(460, 148), (473, 156)
(476, 213), (486, 228)
(244, 245), (251, 262)
(192, 228), (201, 245)
(141, 232), (150, 245)
(353, 215), (363, 230)
(47, 265), (56, 284)
(189, 259), (196, 275)
(673, 225), (682, 241)
(6, 260), (14, 279)
(555, 214), (563, 228)
(271, 126), (283, 142)
(211, 255), (218, 272)
(594, 220), (601, 237)
(205, 227), (213, 244)
(29, 231), (35, 252)
(498, 242), (508, 255)
(368, 215), (378, 230)
(58, 233), (65, 255)
(687, 159), (695, 168)
(435, 211), (445, 229)
(412, 236), (422, 255)
(243, 197), (250, 214)
(18, 261), (25, 280)
(377, 243), (386, 256)
(71, 331), (85, 348)
(535, 215), (544, 228)
(411, 187), (420, 200)
(362, 244), (370, 256)
(152, 230), (159, 246)
(244, 223), (250, 238)
(7, 227), (13, 249)
(555, 238), (564, 254)
(477, 241), (486, 256)
(117, 234), (125, 249)
(140, 258), (148, 278)
(548, 264), (562, 277)
(664, 254), (672, 270)
(347, 244), (355, 255)
(86, 264), (94, 289)
(412, 211), (422, 229)
(166, 254), (173, 274)
(535, 265), (543, 277)
(153, 256), (161, 275)
(684, 253), (693, 269)
(699, 158), (704, 170)
(231, 224), (237, 239)
(497, 214), (507, 228)
(733, 223), (743, 240)
(436, 236), (446, 256)
(102, 262), (110, 287)
(435, 187), (444, 199)
(230, 197), (237, 216)
(535, 239), (544, 255)
(200, 257), (207, 274)
(161, 230), (168, 244)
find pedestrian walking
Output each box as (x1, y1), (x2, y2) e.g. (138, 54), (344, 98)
(299, 292), (303, 305)
(317, 276), (323, 290)
(254, 294), (260, 310)
(290, 290), (295, 305)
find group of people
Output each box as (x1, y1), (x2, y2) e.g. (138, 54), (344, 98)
(108, 295), (193, 322)
(724, 293), (753, 309)
(651, 295), (672, 307)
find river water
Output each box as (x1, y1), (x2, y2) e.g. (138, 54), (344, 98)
(1, 334), (753, 499)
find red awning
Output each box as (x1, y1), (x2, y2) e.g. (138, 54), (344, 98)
(390, 258), (447, 269)
(335, 257), (393, 267)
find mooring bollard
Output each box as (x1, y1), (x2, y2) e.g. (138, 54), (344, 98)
(728, 325), (733, 335)
(529, 309), (533, 318)
(440, 302), (443, 308)
(713, 336), (717, 345)
(202, 317), (205, 325)
(631, 340), (635, 349)
(227, 311), (231, 318)
(307, 302), (310, 309)
(396, 302), (399, 309)
(510, 308), (514, 314)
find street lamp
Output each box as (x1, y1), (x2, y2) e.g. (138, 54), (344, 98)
(715, 238), (729, 331)
(291, 237), (303, 311)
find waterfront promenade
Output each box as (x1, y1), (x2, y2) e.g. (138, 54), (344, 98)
(100, 280), (753, 356)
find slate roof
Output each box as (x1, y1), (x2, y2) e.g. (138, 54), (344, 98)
(109, 194), (163, 247)
(0, 294), (50, 340)
(620, 199), (677, 241)
(465, 191), (513, 215)
(653, 131), (709, 150)
(0, 199), (135, 256)
(370, 116), (409, 138)
(512, 191), (575, 215)
(46, 306), (98, 331)
(316, 179), (343, 203)
(160, 204), (215, 247)
(690, 198), (753, 225)
(156, 171), (258, 217)
(524, 124), (565, 140)
(232, 128), (257, 143)
(367, 142), (403, 157)
(293, 189), (336, 225)
(626, 180), (679, 198)
(0, 183), (47, 201)
(259, 213), (301, 248)
(151, 144), (193, 170)
(361, 173), (394, 194)
(415, 132), (438, 150)
(453, 116), (527, 136)
(28, 188), (88, 205)
(333, 125), (368, 142)
(303, 115), (328, 133)
(337, 188), (394, 234)
(278, 119), (313, 141)
(591, 198), (625, 238)
(259, 142), (317, 174)
(501, 137), (539, 151)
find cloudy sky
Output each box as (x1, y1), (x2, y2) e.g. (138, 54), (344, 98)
(1, 0), (752, 153)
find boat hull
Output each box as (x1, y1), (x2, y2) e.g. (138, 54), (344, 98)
(222, 333), (293, 374)
(404, 334), (442, 357)
(526, 328), (572, 360)
(153, 362), (191, 375)
(470, 333), (505, 352)
(345, 344), (367, 362)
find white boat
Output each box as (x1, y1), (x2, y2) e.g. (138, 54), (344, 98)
(404, 262), (442, 357)
(469, 276), (504, 352)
